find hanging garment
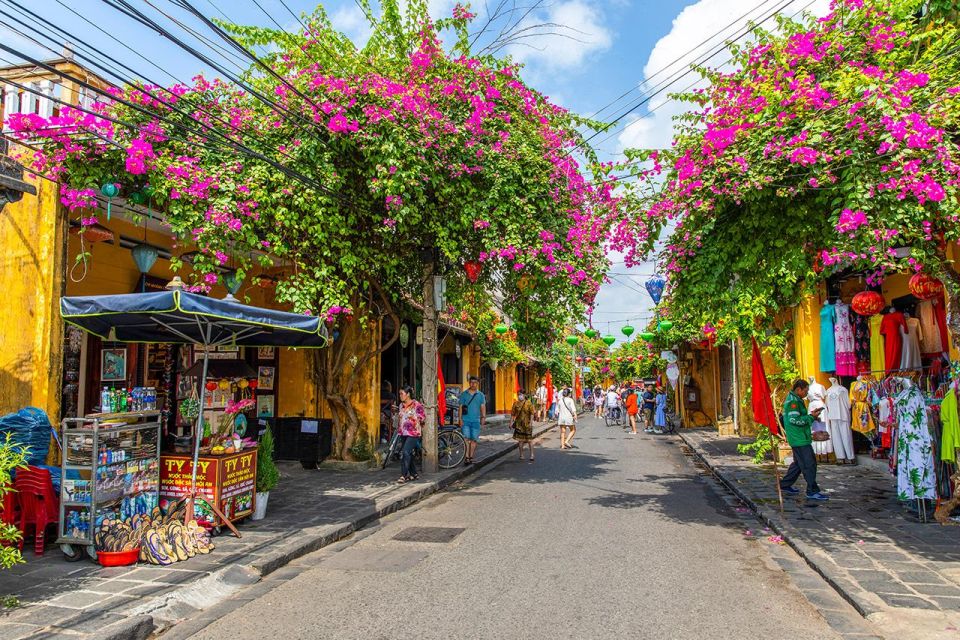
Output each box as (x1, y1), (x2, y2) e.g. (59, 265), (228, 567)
(877, 396), (895, 449)
(850, 378), (876, 434)
(880, 311), (906, 375)
(918, 300), (944, 355)
(941, 387), (960, 463)
(853, 314), (871, 372)
(834, 302), (857, 377)
(820, 303), (837, 373)
(869, 314), (885, 374)
(899, 317), (922, 371)
(893, 382), (936, 500)
(934, 298), (950, 355)
(826, 380), (855, 461)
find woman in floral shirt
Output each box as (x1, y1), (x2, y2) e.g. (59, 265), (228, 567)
(396, 385), (425, 483)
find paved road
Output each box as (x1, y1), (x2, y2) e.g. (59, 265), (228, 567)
(175, 416), (875, 640)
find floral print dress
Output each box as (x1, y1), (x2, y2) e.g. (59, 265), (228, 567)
(893, 383), (936, 501)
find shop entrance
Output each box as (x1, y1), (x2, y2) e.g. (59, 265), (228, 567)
(718, 344), (734, 419)
(480, 364), (496, 414)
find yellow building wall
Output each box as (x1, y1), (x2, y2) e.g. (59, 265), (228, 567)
(0, 173), (66, 420)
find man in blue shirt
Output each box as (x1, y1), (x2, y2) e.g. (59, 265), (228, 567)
(459, 376), (486, 465)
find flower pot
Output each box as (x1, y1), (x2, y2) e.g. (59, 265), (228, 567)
(252, 491), (269, 520)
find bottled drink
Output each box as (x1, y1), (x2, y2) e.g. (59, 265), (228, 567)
(120, 388), (128, 412)
(101, 387), (111, 413)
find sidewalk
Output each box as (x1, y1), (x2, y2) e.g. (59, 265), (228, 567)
(0, 416), (552, 640)
(679, 428), (960, 636)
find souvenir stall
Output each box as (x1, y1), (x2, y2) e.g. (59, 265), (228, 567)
(809, 271), (957, 519)
(58, 288), (327, 563)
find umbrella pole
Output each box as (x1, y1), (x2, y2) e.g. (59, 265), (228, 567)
(187, 343), (241, 537)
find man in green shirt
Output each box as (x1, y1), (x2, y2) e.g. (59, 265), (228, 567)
(779, 379), (829, 501)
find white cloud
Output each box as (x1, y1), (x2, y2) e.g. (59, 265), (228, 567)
(616, 0), (831, 154)
(331, 5), (374, 48)
(505, 1), (613, 71)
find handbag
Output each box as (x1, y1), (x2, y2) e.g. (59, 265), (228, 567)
(812, 431), (831, 442)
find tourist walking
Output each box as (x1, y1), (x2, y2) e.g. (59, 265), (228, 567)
(535, 380), (548, 421)
(642, 384), (656, 433)
(512, 389), (536, 463)
(779, 379), (830, 501)
(396, 385), (424, 483)
(557, 388), (578, 449)
(653, 387), (667, 434)
(593, 384), (604, 417)
(459, 375), (486, 465)
(624, 386), (639, 434)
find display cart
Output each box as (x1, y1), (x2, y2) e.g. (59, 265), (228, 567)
(159, 448), (258, 534)
(56, 411), (162, 561)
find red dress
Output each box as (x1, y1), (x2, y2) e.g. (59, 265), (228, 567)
(879, 311), (906, 375)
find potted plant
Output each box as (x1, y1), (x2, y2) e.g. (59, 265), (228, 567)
(252, 426), (279, 520)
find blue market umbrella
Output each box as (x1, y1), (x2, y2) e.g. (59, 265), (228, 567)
(61, 289), (328, 534)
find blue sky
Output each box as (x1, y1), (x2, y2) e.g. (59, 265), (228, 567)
(1, 0), (827, 342)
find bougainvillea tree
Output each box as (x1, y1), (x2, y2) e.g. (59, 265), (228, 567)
(618, 0), (960, 342)
(8, 1), (623, 457)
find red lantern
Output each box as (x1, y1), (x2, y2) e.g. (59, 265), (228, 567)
(464, 260), (482, 283)
(248, 379), (258, 390)
(851, 290), (885, 316)
(909, 273), (944, 301)
(576, 357), (583, 363)
(205, 381), (218, 392)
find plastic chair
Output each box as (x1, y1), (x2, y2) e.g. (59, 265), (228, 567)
(13, 466), (59, 555)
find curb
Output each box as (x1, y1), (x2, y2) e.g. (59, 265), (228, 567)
(677, 431), (882, 619)
(93, 423), (556, 640)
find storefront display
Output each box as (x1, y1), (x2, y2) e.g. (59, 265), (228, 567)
(159, 449), (257, 529)
(57, 411), (162, 561)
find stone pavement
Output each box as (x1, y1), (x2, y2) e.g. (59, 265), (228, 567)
(680, 428), (960, 636)
(0, 415), (550, 640)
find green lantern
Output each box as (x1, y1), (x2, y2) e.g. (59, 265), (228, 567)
(566, 335), (579, 347)
(658, 320), (674, 332)
(602, 335), (616, 346)
(495, 323), (509, 335)
(223, 271), (243, 295)
(640, 332), (656, 342)
(621, 325), (635, 338)
(129, 191), (148, 206)
(100, 182), (119, 220)
(584, 328), (598, 339)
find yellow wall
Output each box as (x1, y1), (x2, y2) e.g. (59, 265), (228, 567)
(0, 172), (66, 419)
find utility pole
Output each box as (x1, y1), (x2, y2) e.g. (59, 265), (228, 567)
(421, 258), (439, 473)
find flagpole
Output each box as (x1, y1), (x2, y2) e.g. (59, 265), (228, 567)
(771, 434), (785, 514)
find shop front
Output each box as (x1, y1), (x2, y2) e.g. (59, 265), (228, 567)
(793, 270), (959, 520)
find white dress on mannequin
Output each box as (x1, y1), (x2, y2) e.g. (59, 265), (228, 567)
(825, 379), (855, 461)
(808, 380), (832, 456)
(900, 316), (923, 371)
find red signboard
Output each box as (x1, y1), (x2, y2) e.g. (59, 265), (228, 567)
(160, 449), (257, 527)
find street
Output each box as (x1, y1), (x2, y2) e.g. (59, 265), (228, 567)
(172, 416), (875, 640)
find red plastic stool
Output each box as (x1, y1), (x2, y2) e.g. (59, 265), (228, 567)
(14, 467), (59, 555)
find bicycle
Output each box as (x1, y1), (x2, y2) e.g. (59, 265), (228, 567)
(381, 424), (466, 470)
(604, 405), (624, 427)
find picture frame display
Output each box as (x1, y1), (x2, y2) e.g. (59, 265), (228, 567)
(257, 366), (275, 391)
(101, 348), (127, 382)
(256, 395), (274, 417)
(257, 346), (275, 360)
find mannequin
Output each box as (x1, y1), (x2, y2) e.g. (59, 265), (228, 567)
(900, 311), (923, 371)
(834, 300), (857, 376)
(808, 378), (831, 458)
(825, 377), (855, 463)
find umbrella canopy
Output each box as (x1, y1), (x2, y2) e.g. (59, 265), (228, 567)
(61, 290), (328, 348)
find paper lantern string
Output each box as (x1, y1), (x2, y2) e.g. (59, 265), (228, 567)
(101, 182), (119, 220)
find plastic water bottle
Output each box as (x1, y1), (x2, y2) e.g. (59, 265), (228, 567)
(101, 387), (111, 413)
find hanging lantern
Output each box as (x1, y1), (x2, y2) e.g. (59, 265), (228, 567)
(851, 290), (885, 316)
(223, 271), (243, 295)
(640, 331), (656, 342)
(584, 328), (598, 339)
(129, 191), (148, 206)
(248, 379), (258, 390)
(621, 325), (635, 338)
(602, 335), (616, 346)
(464, 260), (482, 283)
(645, 275), (666, 305)
(218, 379), (231, 391)
(100, 182), (119, 220)
(576, 357), (583, 363)
(566, 335), (579, 347)
(616, 357), (623, 362)
(495, 323), (509, 335)
(205, 381), (218, 392)
(658, 320), (674, 332)
(909, 273), (944, 301)
(130, 243), (158, 274)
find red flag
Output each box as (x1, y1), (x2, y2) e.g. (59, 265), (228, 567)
(751, 338), (779, 436)
(545, 370), (554, 407)
(437, 353), (446, 424)
(574, 370), (581, 399)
